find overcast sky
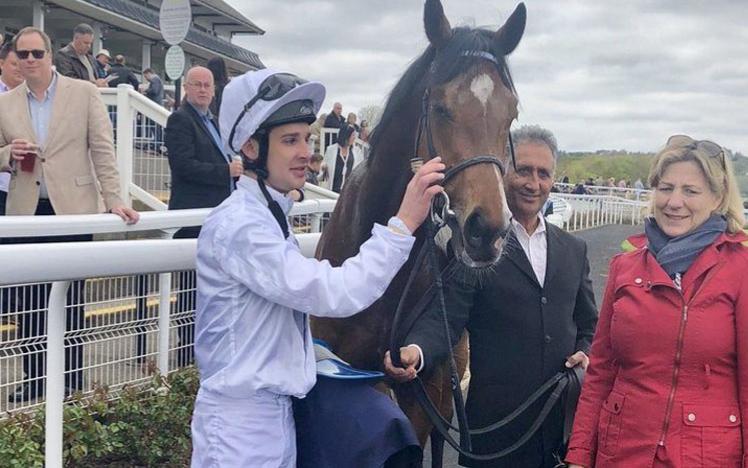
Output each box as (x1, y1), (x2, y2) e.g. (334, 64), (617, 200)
(231, 1), (747, 154)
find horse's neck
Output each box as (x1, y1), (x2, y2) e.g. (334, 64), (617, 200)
(357, 110), (422, 227)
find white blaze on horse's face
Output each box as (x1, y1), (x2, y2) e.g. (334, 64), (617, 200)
(469, 73), (495, 114)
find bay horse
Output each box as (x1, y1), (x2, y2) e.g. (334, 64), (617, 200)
(312, 0), (526, 458)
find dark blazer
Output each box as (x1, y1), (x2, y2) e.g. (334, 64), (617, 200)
(107, 63), (139, 89)
(164, 103), (232, 218)
(407, 223), (598, 468)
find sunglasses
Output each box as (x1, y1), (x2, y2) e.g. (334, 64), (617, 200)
(667, 134), (725, 168)
(228, 73), (307, 153)
(16, 49), (46, 60)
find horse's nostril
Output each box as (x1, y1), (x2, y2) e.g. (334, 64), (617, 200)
(465, 212), (491, 249)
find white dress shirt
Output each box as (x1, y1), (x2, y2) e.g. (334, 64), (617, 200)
(194, 175), (415, 398)
(511, 213), (548, 287)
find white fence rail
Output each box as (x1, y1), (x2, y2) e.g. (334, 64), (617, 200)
(554, 193), (647, 231)
(0, 235), (320, 468)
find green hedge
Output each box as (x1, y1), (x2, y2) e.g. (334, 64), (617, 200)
(0, 367), (199, 467)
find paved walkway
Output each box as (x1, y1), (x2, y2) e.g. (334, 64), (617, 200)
(424, 223), (644, 467)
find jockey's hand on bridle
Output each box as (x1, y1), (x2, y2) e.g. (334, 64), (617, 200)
(383, 346), (421, 383)
(396, 157), (445, 233)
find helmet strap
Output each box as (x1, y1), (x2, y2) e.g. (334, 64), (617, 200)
(242, 131), (290, 239)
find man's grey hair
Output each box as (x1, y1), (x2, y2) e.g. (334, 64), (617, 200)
(73, 23), (94, 36)
(510, 124), (559, 160)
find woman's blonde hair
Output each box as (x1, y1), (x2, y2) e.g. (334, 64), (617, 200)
(648, 135), (745, 233)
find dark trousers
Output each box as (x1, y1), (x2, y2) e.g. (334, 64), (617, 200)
(1, 199), (91, 392)
(0, 190), (6, 215)
(173, 226), (200, 367)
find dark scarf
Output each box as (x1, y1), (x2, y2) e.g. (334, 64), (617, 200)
(645, 214), (727, 277)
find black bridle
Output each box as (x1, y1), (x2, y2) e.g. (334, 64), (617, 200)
(389, 51), (585, 465)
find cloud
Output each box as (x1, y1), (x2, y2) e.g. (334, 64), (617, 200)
(231, 0), (747, 153)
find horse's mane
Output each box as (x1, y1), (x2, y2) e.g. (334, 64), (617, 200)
(367, 26), (517, 167)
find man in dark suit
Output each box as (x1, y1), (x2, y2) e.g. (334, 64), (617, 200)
(164, 66), (242, 366)
(107, 55), (139, 90)
(386, 125), (598, 468)
(323, 101), (345, 146)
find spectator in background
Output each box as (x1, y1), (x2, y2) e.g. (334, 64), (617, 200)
(359, 119), (370, 142)
(572, 182), (589, 195)
(346, 112), (360, 133)
(206, 56), (228, 119)
(594, 176), (603, 186)
(310, 112), (326, 153)
(142, 68), (165, 151)
(0, 41), (24, 216)
(107, 54), (139, 89)
(323, 102), (345, 146)
(94, 49), (110, 79)
(617, 178), (627, 189)
(306, 153), (324, 186)
(54, 23), (107, 87)
(323, 123), (357, 193)
(0, 27), (138, 402)
(164, 66), (239, 367)
(142, 68), (164, 105)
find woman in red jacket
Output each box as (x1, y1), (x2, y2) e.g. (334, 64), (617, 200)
(566, 135), (748, 468)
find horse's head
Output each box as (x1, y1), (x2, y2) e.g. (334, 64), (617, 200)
(421, 0), (526, 268)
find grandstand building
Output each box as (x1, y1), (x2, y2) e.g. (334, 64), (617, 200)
(0, 0), (264, 77)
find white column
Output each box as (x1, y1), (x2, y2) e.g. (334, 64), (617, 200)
(141, 40), (152, 70)
(32, 0), (45, 31)
(92, 23), (103, 54)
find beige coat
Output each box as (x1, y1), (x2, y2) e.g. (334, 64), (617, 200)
(0, 74), (123, 215)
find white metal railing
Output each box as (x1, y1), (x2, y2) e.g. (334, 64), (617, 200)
(554, 193), (647, 231)
(101, 86), (171, 211)
(554, 181), (652, 202)
(0, 236), (320, 468)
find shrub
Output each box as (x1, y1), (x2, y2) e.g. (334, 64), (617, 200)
(0, 366), (199, 467)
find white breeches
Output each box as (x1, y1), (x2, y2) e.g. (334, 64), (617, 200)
(191, 388), (296, 468)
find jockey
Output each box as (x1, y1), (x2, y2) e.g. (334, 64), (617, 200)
(190, 68), (444, 467)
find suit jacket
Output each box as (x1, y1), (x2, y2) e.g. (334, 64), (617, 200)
(0, 75), (123, 215)
(107, 63), (139, 90)
(54, 44), (96, 82)
(407, 223), (598, 468)
(164, 103), (231, 212)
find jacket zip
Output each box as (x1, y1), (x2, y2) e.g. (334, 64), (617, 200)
(656, 266), (721, 446)
(657, 301), (687, 446)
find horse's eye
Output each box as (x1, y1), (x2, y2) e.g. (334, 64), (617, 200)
(432, 103), (452, 120)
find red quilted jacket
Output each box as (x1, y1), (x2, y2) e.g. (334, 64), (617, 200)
(566, 231), (748, 467)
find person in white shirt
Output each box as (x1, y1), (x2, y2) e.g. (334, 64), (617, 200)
(385, 125), (598, 468)
(191, 68), (446, 467)
(0, 41), (24, 215)
(322, 122), (357, 193)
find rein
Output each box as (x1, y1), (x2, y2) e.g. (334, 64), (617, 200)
(389, 50), (584, 464)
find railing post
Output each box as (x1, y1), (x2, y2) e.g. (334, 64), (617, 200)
(116, 84), (134, 207)
(158, 272), (172, 374)
(46, 280), (71, 468)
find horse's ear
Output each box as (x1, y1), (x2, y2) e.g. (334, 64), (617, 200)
(424, 0), (452, 49)
(494, 3), (526, 56)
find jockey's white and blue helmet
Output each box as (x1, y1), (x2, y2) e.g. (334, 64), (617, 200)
(220, 68), (326, 154)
